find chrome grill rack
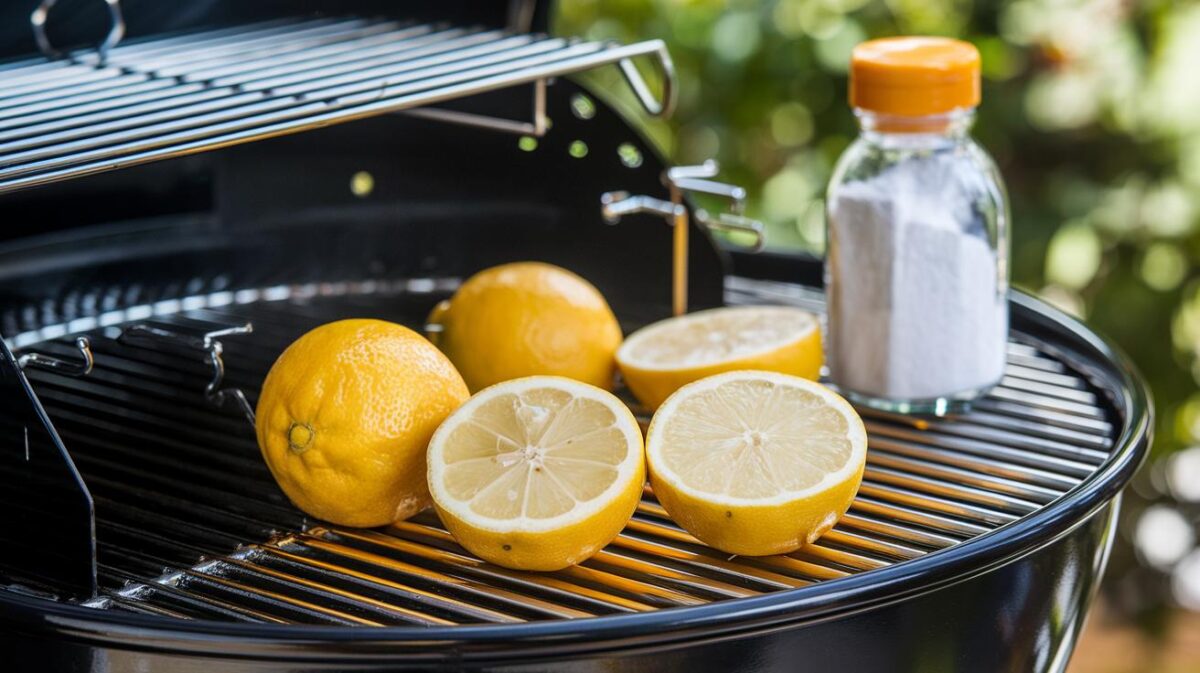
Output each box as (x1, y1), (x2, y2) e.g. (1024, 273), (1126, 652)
(0, 15), (673, 195)
(10, 276), (1119, 625)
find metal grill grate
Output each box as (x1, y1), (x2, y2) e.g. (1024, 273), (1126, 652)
(11, 277), (1115, 624)
(0, 16), (672, 195)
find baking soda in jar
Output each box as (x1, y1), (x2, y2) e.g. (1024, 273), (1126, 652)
(825, 37), (1010, 414)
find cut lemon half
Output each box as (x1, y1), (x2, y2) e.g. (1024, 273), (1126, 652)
(616, 306), (822, 410)
(427, 376), (645, 571)
(646, 371), (867, 556)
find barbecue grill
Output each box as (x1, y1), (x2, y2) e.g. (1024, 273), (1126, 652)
(0, 1), (1152, 671)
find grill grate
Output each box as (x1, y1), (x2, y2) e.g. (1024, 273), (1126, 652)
(10, 277), (1116, 624)
(0, 16), (672, 194)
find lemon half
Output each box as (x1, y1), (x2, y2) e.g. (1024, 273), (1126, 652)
(646, 370), (867, 556)
(427, 376), (645, 571)
(616, 305), (822, 409)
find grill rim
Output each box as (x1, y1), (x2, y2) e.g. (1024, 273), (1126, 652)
(0, 281), (1152, 659)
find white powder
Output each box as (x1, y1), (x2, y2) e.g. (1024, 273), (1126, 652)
(827, 152), (1008, 401)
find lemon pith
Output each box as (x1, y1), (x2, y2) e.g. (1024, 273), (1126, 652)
(427, 376), (645, 571)
(646, 370), (867, 556)
(427, 262), (623, 392)
(256, 319), (469, 528)
(617, 306), (822, 410)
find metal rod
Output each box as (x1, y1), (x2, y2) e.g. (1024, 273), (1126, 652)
(31, 0), (125, 63)
(0, 23), (676, 194)
(16, 336), (93, 376)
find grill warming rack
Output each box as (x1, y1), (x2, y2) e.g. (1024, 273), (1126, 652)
(6, 276), (1118, 625)
(0, 12), (675, 195)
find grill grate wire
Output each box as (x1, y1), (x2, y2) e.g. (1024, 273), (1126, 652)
(9, 277), (1116, 624)
(0, 16), (672, 194)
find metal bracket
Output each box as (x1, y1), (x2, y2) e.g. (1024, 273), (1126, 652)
(601, 192), (684, 223)
(401, 78), (549, 136)
(395, 40), (674, 136)
(17, 337), (94, 377)
(31, 0), (125, 65)
(695, 209), (766, 252)
(601, 160), (764, 315)
(118, 323), (257, 427)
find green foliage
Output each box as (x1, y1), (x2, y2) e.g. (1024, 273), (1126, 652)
(555, 0), (1200, 465)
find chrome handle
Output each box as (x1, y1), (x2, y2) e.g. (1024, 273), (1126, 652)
(615, 40), (677, 118)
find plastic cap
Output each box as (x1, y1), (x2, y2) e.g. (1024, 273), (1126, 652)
(850, 37), (980, 116)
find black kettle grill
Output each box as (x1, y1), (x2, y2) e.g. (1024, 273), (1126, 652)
(0, 1), (1151, 671)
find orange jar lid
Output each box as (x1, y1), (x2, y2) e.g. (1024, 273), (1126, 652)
(850, 37), (980, 116)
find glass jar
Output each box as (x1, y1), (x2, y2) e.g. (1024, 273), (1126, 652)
(825, 37), (1010, 414)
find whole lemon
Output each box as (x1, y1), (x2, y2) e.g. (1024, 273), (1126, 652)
(427, 262), (623, 391)
(255, 319), (469, 527)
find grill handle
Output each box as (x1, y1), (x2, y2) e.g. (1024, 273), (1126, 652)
(31, 0), (124, 64)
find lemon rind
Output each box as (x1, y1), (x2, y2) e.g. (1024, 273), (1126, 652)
(616, 306), (818, 372)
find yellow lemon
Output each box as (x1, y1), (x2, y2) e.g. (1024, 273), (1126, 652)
(617, 305), (822, 410)
(427, 262), (622, 392)
(256, 319), (469, 527)
(427, 376), (645, 571)
(646, 371), (866, 556)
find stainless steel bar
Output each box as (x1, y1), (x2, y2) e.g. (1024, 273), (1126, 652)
(217, 555), (465, 626)
(0, 78), (182, 122)
(102, 18), (379, 71)
(0, 81), (212, 131)
(175, 568), (373, 625)
(864, 428), (1094, 481)
(836, 513), (959, 549)
(0, 39), (671, 193)
(257, 542), (593, 620)
(999, 375), (1097, 404)
(864, 469), (1040, 515)
(0, 37), (583, 179)
(866, 451), (1063, 504)
(0, 31), (527, 167)
(974, 398), (1114, 434)
(856, 483), (1020, 527)
(328, 527), (657, 612)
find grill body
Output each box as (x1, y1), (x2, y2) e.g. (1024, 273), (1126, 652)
(0, 500), (1116, 671)
(0, 4), (1150, 672)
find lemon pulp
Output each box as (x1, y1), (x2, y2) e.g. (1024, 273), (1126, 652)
(427, 376), (645, 570)
(646, 370), (867, 556)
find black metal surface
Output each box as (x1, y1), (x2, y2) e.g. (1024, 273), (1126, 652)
(0, 263), (1150, 672)
(0, 1), (535, 61)
(0, 77), (724, 322)
(0, 338), (95, 598)
(1, 280), (1113, 609)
